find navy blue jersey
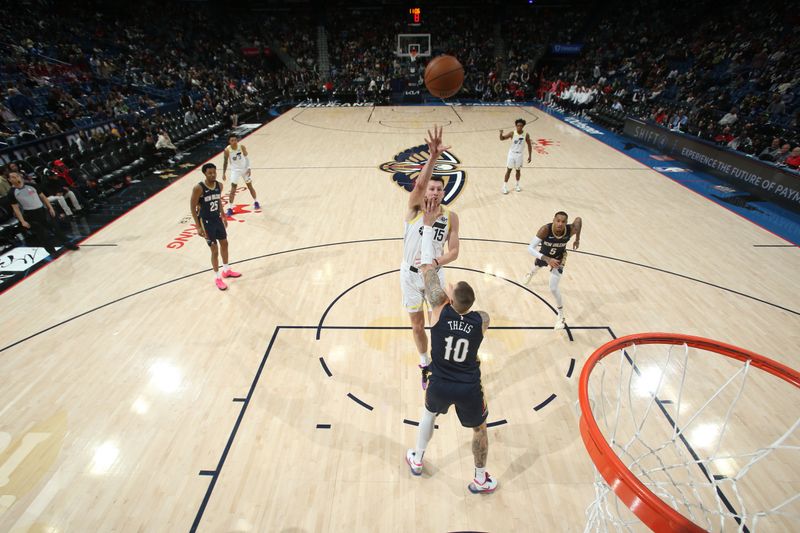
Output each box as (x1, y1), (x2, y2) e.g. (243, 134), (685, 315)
(198, 181), (222, 221)
(539, 223), (572, 261)
(430, 305), (485, 384)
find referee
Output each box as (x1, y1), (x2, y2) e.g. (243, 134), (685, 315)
(8, 172), (79, 257)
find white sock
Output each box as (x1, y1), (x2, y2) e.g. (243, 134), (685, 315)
(222, 263), (230, 272)
(550, 270), (564, 307)
(415, 408), (436, 460)
(215, 270), (222, 280)
(557, 306), (564, 317)
(475, 467), (487, 483)
(419, 352), (430, 366)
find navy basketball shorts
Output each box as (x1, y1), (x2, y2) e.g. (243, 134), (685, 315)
(202, 218), (227, 245)
(425, 378), (488, 428)
(535, 256), (566, 273)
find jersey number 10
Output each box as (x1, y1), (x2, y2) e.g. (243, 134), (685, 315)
(443, 336), (469, 363)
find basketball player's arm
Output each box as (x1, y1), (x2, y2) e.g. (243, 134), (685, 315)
(241, 145), (251, 176)
(190, 184), (206, 237)
(572, 217), (582, 250)
(476, 311), (490, 334)
(437, 211), (460, 266)
(498, 130), (513, 140)
(421, 266), (448, 306)
(526, 134), (532, 163)
(222, 149), (228, 180)
(529, 225), (559, 268)
(407, 125), (449, 216)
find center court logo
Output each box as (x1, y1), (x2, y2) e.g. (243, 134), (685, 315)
(380, 145), (465, 205)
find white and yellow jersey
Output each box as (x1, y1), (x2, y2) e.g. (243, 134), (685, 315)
(508, 131), (526, 155)
(402, 207), (450, 268)
(226, 145), (248, 170)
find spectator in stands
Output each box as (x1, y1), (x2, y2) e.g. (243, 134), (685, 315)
(776, 144), (792, 164)
(3, 163), (34, 184)
(7, 172), (79, 256)
(184, 108), (198, 125)
(43, 169), (83, 218)
(0, 172), (10, 199)
(718, 108), (738, 126)
(714, 127), (734, 146)
(155, 129), (178, 160)
(141, 133), (158, 165)
(766, 94), (786, 120)
(785, 147), (800, 170)
(758, 138), (782, 161)
(6, 88), (34, 118)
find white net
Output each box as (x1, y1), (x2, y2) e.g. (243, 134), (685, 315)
(582, 339), (800, 532)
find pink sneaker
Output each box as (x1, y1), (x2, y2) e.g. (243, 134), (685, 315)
(215, 278), (228, 291)
(222, 269), (241, 278)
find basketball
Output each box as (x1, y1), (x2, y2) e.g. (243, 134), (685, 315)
(424, 55), (464, 98)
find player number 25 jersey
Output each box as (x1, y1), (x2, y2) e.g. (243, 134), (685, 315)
(198, 181), (222, 220)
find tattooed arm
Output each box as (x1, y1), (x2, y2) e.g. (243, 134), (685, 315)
(476, 310), (491, 334)
(423, 268), (448, 308)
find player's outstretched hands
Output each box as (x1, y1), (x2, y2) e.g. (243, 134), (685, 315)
(425, 125), (450, 158)
(546, 257), (561, 269)
(422, 196), (440, 226)
(573, 238), (580, 250)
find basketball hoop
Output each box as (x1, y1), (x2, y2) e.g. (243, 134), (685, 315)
(579, 333), (800, 532)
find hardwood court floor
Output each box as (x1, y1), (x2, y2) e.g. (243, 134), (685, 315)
(1, 105), (798, 532)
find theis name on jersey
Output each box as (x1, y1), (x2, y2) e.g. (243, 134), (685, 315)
(417, 216), (447, 240)
(448, 320), (473, 334)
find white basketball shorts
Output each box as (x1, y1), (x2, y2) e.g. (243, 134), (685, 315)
(230, 168), (252, 184)
(506, 152), (523, 170)
(400, 263), (446, 313)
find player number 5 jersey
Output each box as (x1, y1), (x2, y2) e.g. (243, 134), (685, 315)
(539, 223), (573, 260)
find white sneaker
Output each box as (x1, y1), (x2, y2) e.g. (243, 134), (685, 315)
(554, 312), (566, 330)
(522, 271), (534, 285)
(405, 449), (423, 476)
(515, 183), (521, 192)
(468, 473), (498, 494)
(502, 184), (509, 194)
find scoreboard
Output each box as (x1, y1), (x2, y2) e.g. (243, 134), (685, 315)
(409, 7), (421, 25)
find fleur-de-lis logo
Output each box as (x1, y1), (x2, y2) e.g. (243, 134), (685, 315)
(380, 144), (465, 205)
